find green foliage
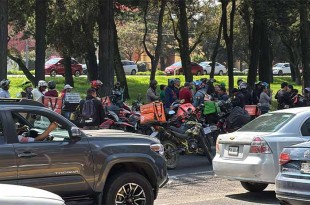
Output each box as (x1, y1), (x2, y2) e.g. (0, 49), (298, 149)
(192, 55), (205, 63)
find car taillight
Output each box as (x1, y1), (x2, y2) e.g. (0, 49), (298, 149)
(279, 152), (290, 165)
(249, 137), (271, 154)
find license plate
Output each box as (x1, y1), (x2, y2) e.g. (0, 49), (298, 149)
(228, 146), (239, 156)
(204, 127), (211, 134)
(301, 162), (310, 174)
(150, 131), (159, 138)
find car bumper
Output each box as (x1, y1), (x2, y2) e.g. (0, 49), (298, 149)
(276, 173), (310, 205)
(212, 154), (276, 183)
(273, 70), (280, 74)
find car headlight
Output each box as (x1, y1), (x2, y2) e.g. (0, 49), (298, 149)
(150, 144), (164, 156)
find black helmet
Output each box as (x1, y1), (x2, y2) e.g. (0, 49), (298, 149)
(48, 81), (56, 89)
(0, 79), (10, 89)
(150, 80), (158, 88)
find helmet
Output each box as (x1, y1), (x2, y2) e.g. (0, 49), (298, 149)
(150, 80), (158, 87)
(238, 82), (247, 90)
(237, 78), (244, 86)
(38, 80), (47, 88)
(91, 80), (103, 89)
(0, 79), (10, 88)
(168, 79), (175, 87)
(21, 81), (33, 90)
(48, 81), (56, 89)
(262, 82), (269, 88)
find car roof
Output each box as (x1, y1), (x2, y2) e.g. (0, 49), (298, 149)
(271, 107), (310, 114)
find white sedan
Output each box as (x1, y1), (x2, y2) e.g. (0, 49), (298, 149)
(121, 60), (138, 75)
(0, 184), (65, 205)
(272, 63), (291, 76)
(199, 61), (227, 75)
(213, 107), (310, 192)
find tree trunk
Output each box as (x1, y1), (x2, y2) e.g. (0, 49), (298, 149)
(35, 0), (48, 85)
(247, 6), (262, 88)
(258, 21), (272, 84)
(178, 0), (192, 82)
(98, 0), (114, 97)
(63, 55), (74, 87)
(300, 2), (310, 88)
(85, 46), (98, 81)
(210, 18), (223, 79)
(285, 44), (302, 85)
(113, 14), (129, 100)
(0, 0), (8, 80)
(8, 53), (35, 84)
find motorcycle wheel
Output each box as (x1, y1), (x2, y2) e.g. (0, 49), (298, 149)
(162, 140), (179, 170)
(200, 130), (213, 164)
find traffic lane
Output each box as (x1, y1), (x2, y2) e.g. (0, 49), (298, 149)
(156, 176), (279, 205)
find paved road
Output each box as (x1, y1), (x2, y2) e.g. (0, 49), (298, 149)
(155, 154), (279, 205)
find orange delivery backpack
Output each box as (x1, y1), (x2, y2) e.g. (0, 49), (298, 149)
(140, 101), (166, 125)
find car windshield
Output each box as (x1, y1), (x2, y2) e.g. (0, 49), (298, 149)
(45, 58), (60, 65)
(273, 63), (283, 68)
(172, 62), (182, 66)
(238, 113), (295, 132)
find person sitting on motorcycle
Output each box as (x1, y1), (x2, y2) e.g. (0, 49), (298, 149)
(90, 80), (103, 98)
(238, 81), (252, 105)
(218, 86), (229, 102)
(146, 80), (160, 103)
(111, 81), (125, 107)
(16, 81), (33, 99)
(44, 81), (59, 97)
(231, 88), (245, 108)
(275, 82), (292, 109)
(164, 79), (178, 113)
(179, 82), (193, 103)
(0, 79), (11, 98)
(193, 81), (207, 107)
(32, 80), (47, 102)
(173, 78), (181, 98)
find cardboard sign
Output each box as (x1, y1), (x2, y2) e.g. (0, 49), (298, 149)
(64, 93), (81, 103)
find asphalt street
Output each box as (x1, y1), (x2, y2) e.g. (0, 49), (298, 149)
(155, 154), (279, 205)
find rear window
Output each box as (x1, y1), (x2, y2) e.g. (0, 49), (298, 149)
(238, 113), (295, 132)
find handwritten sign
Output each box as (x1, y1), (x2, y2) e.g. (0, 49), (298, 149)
(64, 93), (81, 104)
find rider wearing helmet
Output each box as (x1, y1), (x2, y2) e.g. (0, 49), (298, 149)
(0, 79), (11, 98)
(16, 81), (33, 99)
(32, 80), (47, 102)
(146, 80), (160, 103)
(90, 80), (103, 97)
(164, 79), (178, 111)
(45, 81), (59, 97)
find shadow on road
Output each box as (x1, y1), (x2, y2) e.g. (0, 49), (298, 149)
(226, 191), (279, 204)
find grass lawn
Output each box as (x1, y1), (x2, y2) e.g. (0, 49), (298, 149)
(7, 75), (300, 110)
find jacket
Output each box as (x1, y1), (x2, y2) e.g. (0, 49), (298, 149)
(164, 86), (177, 108)
(146, 87), (160, 103)
(80, 95), (105, 126)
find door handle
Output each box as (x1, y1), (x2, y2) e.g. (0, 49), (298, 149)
(18, 152), (37, 158)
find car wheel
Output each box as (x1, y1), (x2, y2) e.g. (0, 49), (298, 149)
(74, 70), (81, 77)
(240, 182), (268, 192)
(103, 172), (154, 205)
(162, 140), (179, 170)
(278, 70), (283, 76)
(50, 70), (57, 77)
(196, 71), (201, 76)
(219, 70), (224, 76)
(204, 70), (208, 75)
(131, 69), (137, 75)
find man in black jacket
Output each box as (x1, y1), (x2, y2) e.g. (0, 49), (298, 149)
(80, 88), (105, 129)
(275, 82), (292, 110)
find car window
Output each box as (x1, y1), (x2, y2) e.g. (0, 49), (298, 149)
(301, 118), (310, 136)
(71, 59), (78, 64)
(13, 112), (70, 142)
(172, 62), (182, 66)
(285, 64), (289, 67)
(45, 58), (60, 65)
(216, 63), (219, 66)
(238, 113), (295, 132)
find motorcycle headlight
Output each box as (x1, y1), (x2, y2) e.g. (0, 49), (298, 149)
(150, 144), (164, 156)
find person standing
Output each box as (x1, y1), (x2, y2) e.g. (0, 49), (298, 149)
(32, 80), (47, 102)
(179, 82), (193, 103)
(44, 81), (59, 97)
(164, 79), (178, 112)
(16, 81), (33, 99)
(159, 85), (166, 102)
(146, 80), (160, 103)
(61, 84), (73, 98)
(0, 79), (11, 98)
(258, 85), (272, 114)
(275, 82), (292, 109)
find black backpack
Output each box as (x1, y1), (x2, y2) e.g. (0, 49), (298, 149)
(82, 99), (96, 121)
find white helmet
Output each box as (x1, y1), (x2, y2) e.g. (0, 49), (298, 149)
(38, 80), (47, 88)
(239, 82), (247, 90)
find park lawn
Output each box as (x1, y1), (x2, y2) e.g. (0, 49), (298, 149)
(7, 75), (301, 111)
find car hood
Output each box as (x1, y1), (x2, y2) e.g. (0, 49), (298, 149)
(0, 184), (64, 202)
(218, 131), (273, 144)
(83, 129), (160, 144)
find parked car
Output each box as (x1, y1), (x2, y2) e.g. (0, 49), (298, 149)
(272, 63), (291, 76)
(276, 141), (310, 205)
(121, 60), (138, 75)
(165, 61), (203, 75)
(45, 58), (83, 77)
(199, 61), (227, 75)
(0, 98), (168, 204)
(81, 60), (99, 75)
(213, 107), (310, 192)
(0, 184), (65, 205)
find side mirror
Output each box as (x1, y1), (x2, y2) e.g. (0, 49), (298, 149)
(71, 127), (82, 138)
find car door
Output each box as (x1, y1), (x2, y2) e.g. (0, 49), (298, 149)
(0, 111), (17, 185)
(300, 118), (310, 141)
(58, 59), (65, 75)
(122, 61), (129, 74)
(10, 110), (94, 198)
(284, 63), (290, 74)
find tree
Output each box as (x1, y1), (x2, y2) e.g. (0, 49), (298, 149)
(210, 18), (223, 79)
(35, 0), (48, 85)
(0, 0), (8, 80)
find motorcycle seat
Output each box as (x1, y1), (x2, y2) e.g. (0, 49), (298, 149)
(170, 130), (189, 139)
(169, 126), (187, 134)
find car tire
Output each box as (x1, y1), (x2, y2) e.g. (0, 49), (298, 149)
(131, 69), (137, 75)
(103, 172), (154, 205)
(196, 71), (201, 76)
(219, 70), (224, 76)
(74, 70), (81, 77)
(278, 70), (283, 76)
(240, 182), (268, 192)
(204, 70), (208, 75)
(50, 70), (57, 77)
(162, 140), (179, 170)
